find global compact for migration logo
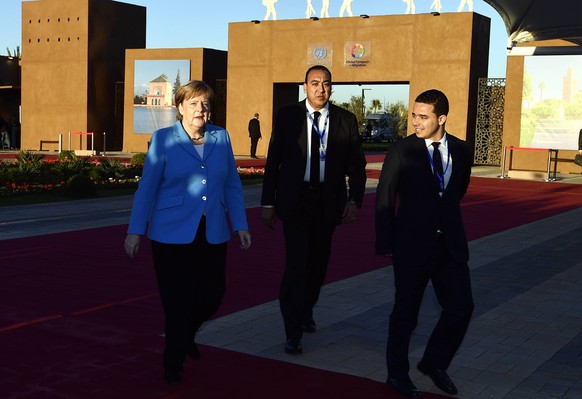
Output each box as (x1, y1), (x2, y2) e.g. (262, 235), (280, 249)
(350, 43), (365, 59)
(345, 41), (370, 67)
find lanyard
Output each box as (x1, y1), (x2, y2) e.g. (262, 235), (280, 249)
(307, 111), (329, 145)
(426, 144), (451, 192)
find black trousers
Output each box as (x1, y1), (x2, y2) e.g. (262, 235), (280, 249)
(280, 185), (336, 340)
(250, 137), (259, 157)
(151, 217), (227, 372)
(386, 235), (474, 377)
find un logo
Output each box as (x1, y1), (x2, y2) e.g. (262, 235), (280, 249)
(313, 47), (327, 60)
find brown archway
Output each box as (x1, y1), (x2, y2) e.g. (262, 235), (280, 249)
(225, 12), (490, 157)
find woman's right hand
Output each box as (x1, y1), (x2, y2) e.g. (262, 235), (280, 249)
(124, 234), (141, 259)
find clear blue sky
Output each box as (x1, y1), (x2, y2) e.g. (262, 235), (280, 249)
(2, 0), (509, 104)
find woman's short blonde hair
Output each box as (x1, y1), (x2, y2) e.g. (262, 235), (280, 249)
(174, 80), (215, 121)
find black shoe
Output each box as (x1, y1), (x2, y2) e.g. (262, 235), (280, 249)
(162, 350), (184, 384)
(164, 369), (181, 385)
(302, 318), (316, 333)
(417, 361), (457, 395)
(186, 342), (201, 360)
(386, 375), (421, 398)
(284, 338), (303, 354)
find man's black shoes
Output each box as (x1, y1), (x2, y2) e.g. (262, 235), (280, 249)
(186, 342), (201, 360)
(302, 318), (316, 333)
(386, 375), (421, 398)
(284, 338), (303, 354)
(417, 361), (458, 395)
(164, 369), (181, 385)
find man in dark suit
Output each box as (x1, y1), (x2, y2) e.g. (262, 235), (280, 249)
(375, 89), (474, 398)
(248, 113), (262, 158)
(261, 65), (367, 355)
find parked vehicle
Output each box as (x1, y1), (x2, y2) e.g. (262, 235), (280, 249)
(361, 113), (394, 142)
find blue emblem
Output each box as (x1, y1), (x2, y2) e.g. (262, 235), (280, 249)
(313, 47), (327, 59)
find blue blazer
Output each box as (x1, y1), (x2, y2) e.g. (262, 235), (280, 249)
(128, 121), (248, 244)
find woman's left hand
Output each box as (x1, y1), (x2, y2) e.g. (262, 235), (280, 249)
(238, 230), (251, 249)
(124, 233), (141, 259)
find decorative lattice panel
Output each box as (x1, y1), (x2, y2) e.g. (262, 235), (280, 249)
(474, 78), (506, 165)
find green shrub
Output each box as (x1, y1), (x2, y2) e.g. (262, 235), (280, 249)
(119, 166), (143, 179)
(0, 161), (15, 182)
(92, 159), (123, 180)
(64, 174), (97, 197)
(16, 150), (44, 164)
(52, 157), (90, 183)
(57, 151), (77, 161)
(130, 153), (146, 165)
(15, 150), (45, 183)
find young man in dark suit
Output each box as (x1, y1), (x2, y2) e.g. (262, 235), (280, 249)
(261, 65), (367, 355)
(375, 89), (474, 398)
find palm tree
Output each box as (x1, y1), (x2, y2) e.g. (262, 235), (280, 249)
(385, 101), (409, 139)
(371, 99), (382, 113)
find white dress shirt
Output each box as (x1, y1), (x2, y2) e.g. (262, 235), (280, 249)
(304, 102), (330, 182)
(425, 132), (452, 191)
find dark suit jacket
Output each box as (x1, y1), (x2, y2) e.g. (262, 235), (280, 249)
(261, 100), (367, 224)
(375, 133), (472, 266)
(248, 118), (261, 139)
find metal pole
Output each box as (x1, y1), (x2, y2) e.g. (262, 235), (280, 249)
(498, 146), (508, 178)
(361, 88), (371, 116)
(545, 149), (551, 181)
(544, 149), (558, 182)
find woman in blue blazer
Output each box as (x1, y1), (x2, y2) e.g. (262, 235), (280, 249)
(124, 80), (251, 385)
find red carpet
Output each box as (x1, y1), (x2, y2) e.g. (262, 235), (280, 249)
(238, 153), (385, 169)
(1, 177), (581, 398)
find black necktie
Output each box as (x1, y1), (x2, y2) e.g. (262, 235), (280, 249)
(431, 142), (444, 177)
(310, 111), (321, 184)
